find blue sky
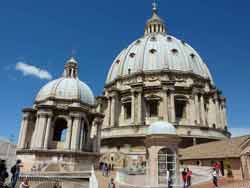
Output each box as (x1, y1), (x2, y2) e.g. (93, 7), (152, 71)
(0, 0), (250, 141)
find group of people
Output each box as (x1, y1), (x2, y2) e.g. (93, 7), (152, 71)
(0, 159), (29, 188)
(181, 162), (221, 188)
(181, 168), (192, 188)
(100, 162), (114, 177)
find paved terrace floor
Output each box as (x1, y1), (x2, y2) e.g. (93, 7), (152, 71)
(96, 170), (250, 188)
(193, 178), (250, 188)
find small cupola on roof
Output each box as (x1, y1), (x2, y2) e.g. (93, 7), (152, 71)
(144, 2), (167, 35)
(64, 57), (78, 78)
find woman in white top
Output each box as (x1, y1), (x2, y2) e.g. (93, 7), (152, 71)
(212, 168), (218, 188)
(19, 178), (29, 188)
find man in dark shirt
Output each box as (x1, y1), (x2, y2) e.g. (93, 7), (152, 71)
(11, 159), (23, 188)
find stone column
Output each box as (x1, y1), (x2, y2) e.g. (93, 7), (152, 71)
(220, 99), (227, 129)
(31, 114), (40, 149)
(18, 114), (29, 149)
(137, 91), (143, 125)
(215, 98), (221, 127)
(110, 95), (116, 127)
(219, 105), (224, 129)
(169, 90), (176, 123)
(247, 155), (250, 179)
(18, 118), (25, 148)
(71, 115), (81, 151)
(194, 93), (200, 125)
(131, 91), (136, 124)
(222, 102), (228, 127)
(189, 97), (196, 125)
(96, 119), (102, 152)
(65, 116), (73, 150)
(44, 114), (52, 149)
(161, 88), (169, 121)
(107, 97), (111, 127)
(200, 95), (206, 126)
(36, 113), (48, 149)
(80, 119), (84, 150)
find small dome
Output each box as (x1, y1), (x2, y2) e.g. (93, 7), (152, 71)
(35, 57), (95, 106)
(148, 121), (176, 135)
(36, 78), (95, 105)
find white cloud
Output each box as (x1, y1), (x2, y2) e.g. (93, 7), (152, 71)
(229, 128), (250, 137)
(16, 62), (52, 80)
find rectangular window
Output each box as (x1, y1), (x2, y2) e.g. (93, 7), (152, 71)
(148, 100), (158, 117)
(175, 100), (186, 119)
(124, 102), (132, 119)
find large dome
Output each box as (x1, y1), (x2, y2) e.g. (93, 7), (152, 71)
(35, 57), (95, 106)
(106, 6), (213, 85)
(106, 33), (213, 84)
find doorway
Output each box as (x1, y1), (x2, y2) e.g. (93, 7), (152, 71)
(158, 148), (177, 188)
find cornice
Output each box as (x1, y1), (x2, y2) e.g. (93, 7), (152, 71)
(105, 70), (212, 89)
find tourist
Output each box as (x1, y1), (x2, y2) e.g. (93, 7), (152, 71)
(11, 159), (23, 188)
(106, 163), (110, 176)
(187, 168), (192, 187)
(166, 168), (170, 188)
(102, 163), (106, 176)
(214, 162), (221, 176)
(108, 163), (112, 171)
(103, 163), (109, 177)
(181, 168), (187, 188)
(108, 178), (116, 188)
(19, 178), (29, 188)
(212, 168), (218, 188)
(99, 162), (103, 171)
(0, 160), (9, 187)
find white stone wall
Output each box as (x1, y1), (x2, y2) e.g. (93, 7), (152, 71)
(101, 73), (229, 142)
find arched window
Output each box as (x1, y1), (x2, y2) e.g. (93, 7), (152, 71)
(53, 118), (67, 142)
(158, 148), (176, 186)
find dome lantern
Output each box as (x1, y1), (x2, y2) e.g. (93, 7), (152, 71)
(144, 2), (167, 35)
(64, 57), (78, 78)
